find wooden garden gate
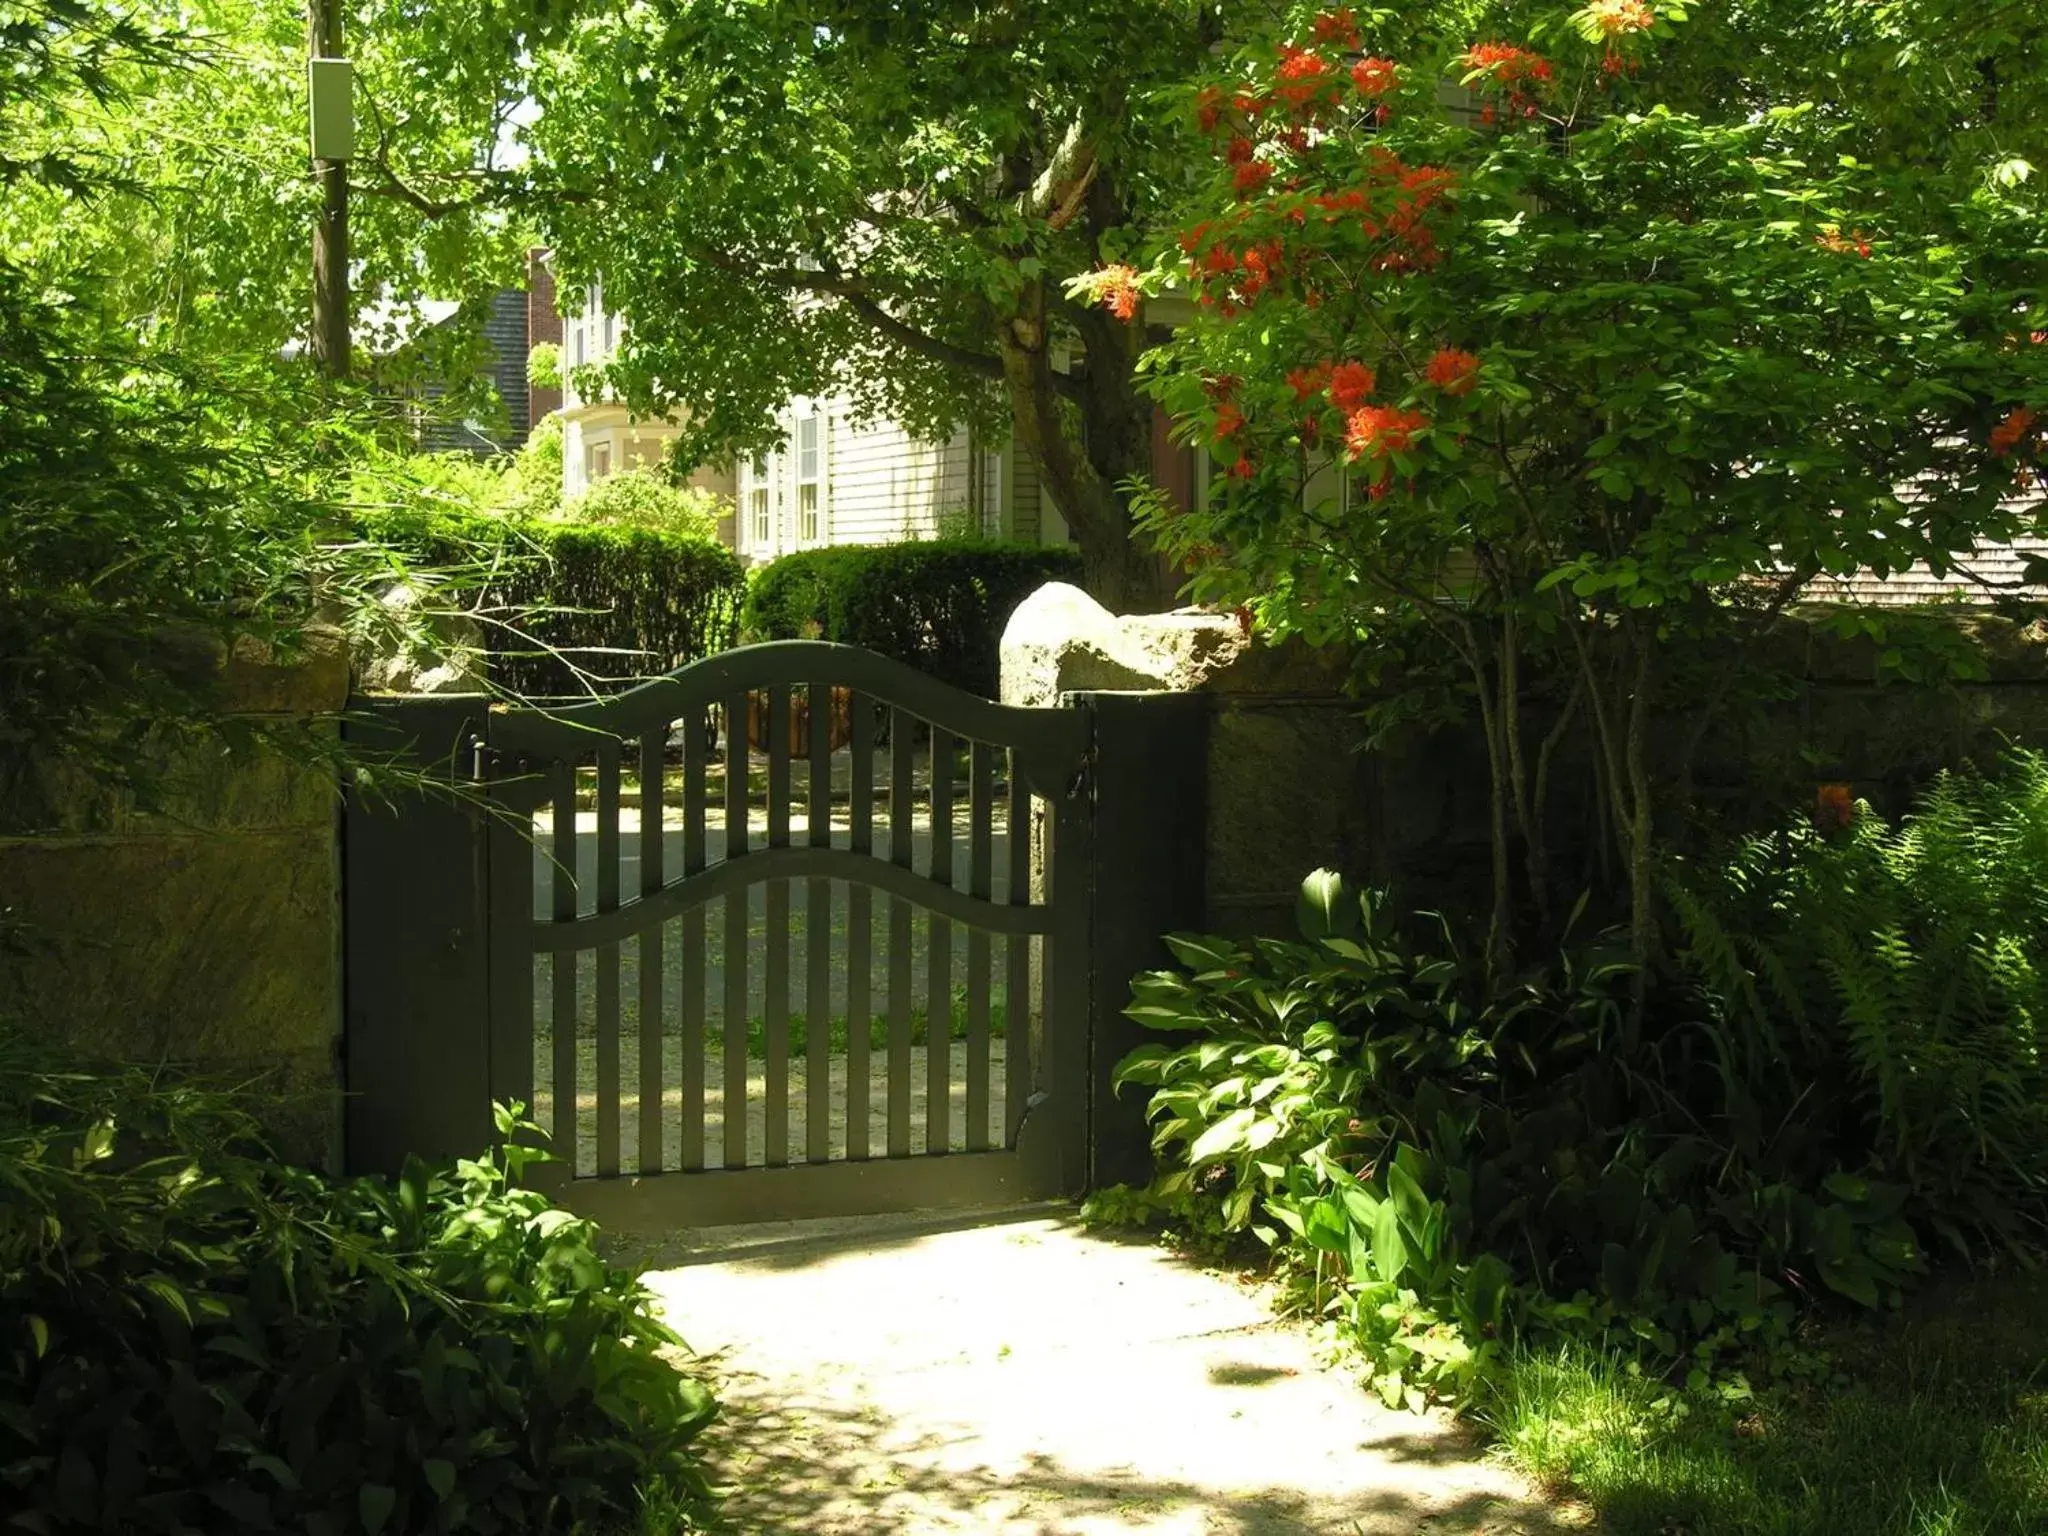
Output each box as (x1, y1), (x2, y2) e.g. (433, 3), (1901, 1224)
(489, 641), (1091, 1224)
(342, 640), (1206, 1227)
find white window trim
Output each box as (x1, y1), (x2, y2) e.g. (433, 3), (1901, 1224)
(744, 450), (774, 555)
(591, 440), (612, 480)
(796, 410), (827, 545)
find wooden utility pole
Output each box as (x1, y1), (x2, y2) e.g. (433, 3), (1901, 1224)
(308, 0), (350, 378)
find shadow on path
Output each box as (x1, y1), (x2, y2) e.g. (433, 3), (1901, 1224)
(637, 1212), (1588, 1535)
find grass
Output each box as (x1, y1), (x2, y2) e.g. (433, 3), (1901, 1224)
(543, 993), (1011, 1058)
(1483, 1271), (2048, 1535)
(735, 998), (1009, 1059)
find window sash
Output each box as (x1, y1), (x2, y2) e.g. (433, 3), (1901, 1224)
(797, 415), (819, 481)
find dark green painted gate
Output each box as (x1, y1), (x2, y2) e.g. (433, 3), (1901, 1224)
(343, 640), (1207, 1226)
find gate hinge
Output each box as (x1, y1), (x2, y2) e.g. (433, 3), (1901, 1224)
(1064, 746), (1096, 802)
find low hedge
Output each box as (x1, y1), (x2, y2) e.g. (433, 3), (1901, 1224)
(742, 540), (1084, 698)
(360, 504), (746, 698)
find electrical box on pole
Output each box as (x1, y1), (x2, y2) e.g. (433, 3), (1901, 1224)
(308, 58), (353, 162)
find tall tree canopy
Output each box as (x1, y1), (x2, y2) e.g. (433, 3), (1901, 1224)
(525, 1), (1220, 608)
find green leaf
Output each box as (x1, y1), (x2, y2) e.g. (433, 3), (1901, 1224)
(360, 1482), (398, 1535)
(1817, 1256), (1880, 1309)
(1188, 1107), (1257, 1165)
(1373, 1197), (1407, 1285)
(1386, 1160), (1431, 1242)
(139, 1274), (192, 1326)
(1296, 868), (1355, 941)
(424, 1459), (457, 1500)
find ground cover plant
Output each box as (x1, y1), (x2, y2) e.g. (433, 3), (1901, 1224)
(1487, 1269), (2048, 1536)
(1095, 752), (2048, 1419)
(0, 1035), (716, 1534)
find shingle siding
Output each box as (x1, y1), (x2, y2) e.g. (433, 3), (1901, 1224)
(1804, 494), (2048, 606)
(417, 288), (537, 456)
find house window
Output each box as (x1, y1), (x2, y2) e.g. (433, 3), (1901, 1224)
(602, 313), (615, 357)
(571, 321), (585, 367)
(747, 451), (772, 549)
(591, 441), (612, 480)
(796, 413), (823, 542)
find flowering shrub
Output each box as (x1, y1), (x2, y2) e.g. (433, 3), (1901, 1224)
(1069, 1), (2048, 975)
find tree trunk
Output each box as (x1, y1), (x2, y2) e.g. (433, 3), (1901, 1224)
(997, 277), (1178, 615)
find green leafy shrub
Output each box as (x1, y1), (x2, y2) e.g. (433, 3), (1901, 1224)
(1109, 760), (2048, 1406)
(563, 469), (725, 542)
(1667, 752), (2048, 1260)
(506, 415), (565, 519)
(0, 1039), (714, 1534)
(743, 540), (1083, 697)
(355, 480), (747, 696)
(1117, 884), (1969, 1401)
(527, 342), (562, 392)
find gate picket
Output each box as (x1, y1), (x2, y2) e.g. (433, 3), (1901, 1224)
(764, 685), (792, 1167)
(1005, 753), (1032, 1146)
(637, 728), (665, 1175)
(548, 760), (578, 1162)
(680, 707), (708, 1173)
(805, 685), (832, 1165)
(722, 688), (749, 1170)
(886, 707), (915, 1158)
(966, 741), (994, 1151)
(846, 697), (874, 1162)
(927, 726), (954, 1154)
(595, 741), (622, 1179)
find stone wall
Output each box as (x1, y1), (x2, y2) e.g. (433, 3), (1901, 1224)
(0, 630), (349, 1166)
(1001, 586), (2048, 942)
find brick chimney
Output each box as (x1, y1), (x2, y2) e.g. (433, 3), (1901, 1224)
(526, 248), (562, 430)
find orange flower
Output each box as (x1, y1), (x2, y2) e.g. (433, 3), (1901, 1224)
(1311, 7), (1360, 48)
(1344, 404), (1428, 460)
(1991, 405), (2038, 457)
(1328, 360), (1377, 410)
(1195, 86), (1225, 133)
(1226, 455), (1255, 480)
(1424, 347), (1482, 395)
(1815, 783), (1856, 833)
(1287, 361), (1335, 401)
(1585, 0), (1655, 36)
(1233, 158), (1275, 196)
(1095, 264), (1141, 322)
(1224, 134), (1256, 165)
(1351, 57), (1400, 96)
(1457, 42), (1554, 88)
(1275, 45), (1335, 109)
(1214, 401), (1245, 439)
(1815, 224), (1873, 258)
